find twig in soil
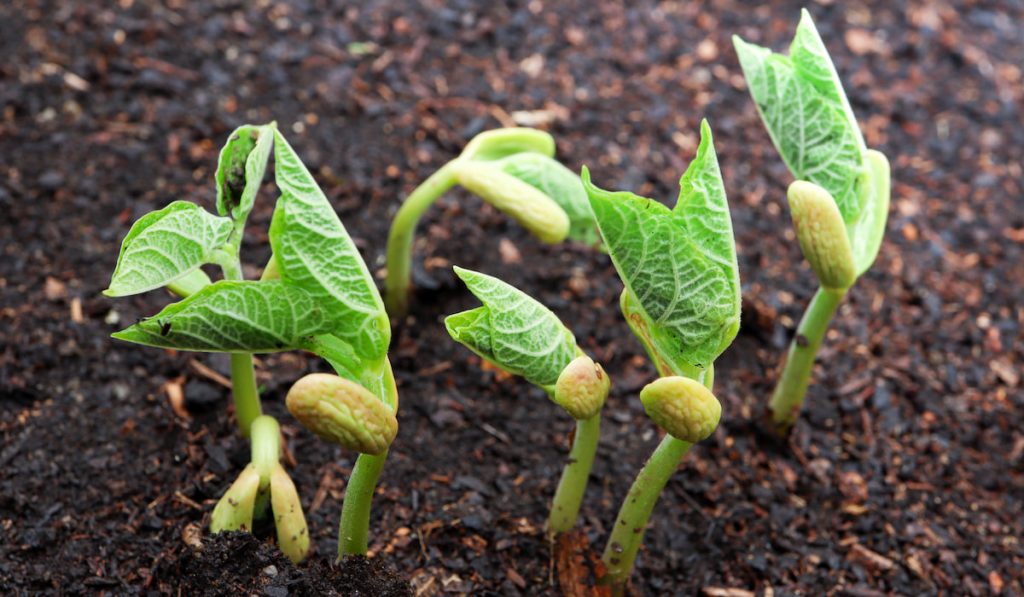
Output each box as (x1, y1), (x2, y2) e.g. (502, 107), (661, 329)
(734, 10), (892, 437)
(384, 127), (599, 316)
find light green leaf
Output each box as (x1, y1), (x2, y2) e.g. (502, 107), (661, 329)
(215, 123), (275, 221)
(583, 123), (740, 370)
(269, 130), (390, 361)
(494, 153), (599, 245)
(733, 11), (866, 225)
(105, 201), (232, 297)
(111, 280), (335, 352)
(445, 267), (577, 387)
(849, 150), (891, 274)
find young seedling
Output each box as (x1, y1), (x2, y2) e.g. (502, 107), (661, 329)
(444, 267), (609, 536)
(384, 127), (599, 317)
(106, 124), (400, 561)
(733, 9), (892, 436)
(211, 415), (309, 563)
(583, 120), (741, 595)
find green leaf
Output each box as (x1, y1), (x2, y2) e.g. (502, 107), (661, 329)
(583, 122), (740, 370)
(494, 153), (599, 245)
(733, 11), (867, 225)
(445, 267), (577, 387)
(849, 150), (891, 274)
(215, 122), (275, 221)
(112, 280), (336, 352)
(105, 201), (232, 297)
(269, 130), (390, 361)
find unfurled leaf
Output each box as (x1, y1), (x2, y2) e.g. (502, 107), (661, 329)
(849, 150), (891, 275)
(494, 152), (599, 245)
(460, 127), (555, 162)
(446, 267), (577, 387)
(215, 123), (275, 221)
(584, 121), (740, 371)
(452, 161), (570, 244)
(105, 201), (232, 297)
(269, 130), (390, 361)
(111, 280), (335, 352)
(733, 10), (867, 225)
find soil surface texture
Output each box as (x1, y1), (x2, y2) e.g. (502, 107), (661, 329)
(2, 0), (1022, 595)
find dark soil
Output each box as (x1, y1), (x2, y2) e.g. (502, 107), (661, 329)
(2, 0), (1022, 595)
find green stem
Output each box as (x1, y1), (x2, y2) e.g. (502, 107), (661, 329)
(768, 286), (845, 436)
(230, 353), (261, 437)
(337, 451), (389, 558)
(166, 269), (212, 297)
(602, 435), (691, 594)
(384, 161), (461, 317)
(217, 251), (262, 437)
(547, 414), (601, 535)
(250, 415), (281, 490)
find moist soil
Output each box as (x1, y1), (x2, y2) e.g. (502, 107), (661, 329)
(2, 0), (1022, 595)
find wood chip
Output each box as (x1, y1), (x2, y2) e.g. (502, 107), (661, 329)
(162, 378), (190, 420)
(849, 543), (895, 572)
(44, 277), (66, 300)
(702, 589), (755, 597)
(70, 297), (84, 323)
(188, 359), (232, 389)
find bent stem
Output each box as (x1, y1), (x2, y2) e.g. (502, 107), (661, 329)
(768, 285), (845, 436)
(547, 414), (601, 536)
(337, 450), (389, 558)
(384, 162), (461, 317)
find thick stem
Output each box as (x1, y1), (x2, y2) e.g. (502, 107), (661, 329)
(230, 353), (262, 437)
(602, 435), (691, 594)
(768, 286), (845, 436)
(547, 414), (601, 535)
(250, 415), (281, 490)
(337, 451), (389, 558)
(383, 162), (460, 317)
(219, 252), (263, 437)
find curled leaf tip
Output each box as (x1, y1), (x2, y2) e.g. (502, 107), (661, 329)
(787, 180), (857, 290)
(640, 376), (721, 443)
(553, 355), (610, 420)
(286, 373), (397, 455)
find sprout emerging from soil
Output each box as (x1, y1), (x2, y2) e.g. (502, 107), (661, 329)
(584, 120), (740, 595)
(733, 9), (892, 436)
(105, 124), (400, 561)
(384, 127), (599, 317)
(211, 416), (309, 563)
(445, 266), (609, 536)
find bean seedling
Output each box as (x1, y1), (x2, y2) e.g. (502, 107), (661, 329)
(583, 120), (740, 594)
(105, 123), (400, 561)
(733, 9), (891, 436)
(384, 127), (598, 317)
(445, 267), (609, 536)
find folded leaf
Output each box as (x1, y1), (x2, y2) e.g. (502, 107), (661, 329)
(494, 153), (599, 245)
(584, 122), (740, 371)
(111, 280), (335, 352)
(733, 11), (867, 225)
(446, 267), (577, 387)
(269, 130), (390, 361)
(215, 123), (275, 221)
(849, 150), (891, 275)
(104, 201), (231, 297)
